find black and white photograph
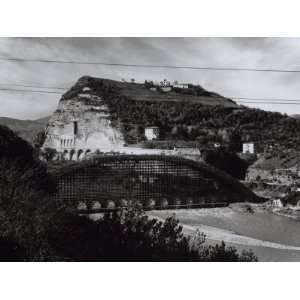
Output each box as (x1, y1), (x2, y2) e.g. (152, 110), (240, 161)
(2, 36), (300, 263)
(1, 1), (300, 298)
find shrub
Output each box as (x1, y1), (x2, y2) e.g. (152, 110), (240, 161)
(44, 207), (258, 262)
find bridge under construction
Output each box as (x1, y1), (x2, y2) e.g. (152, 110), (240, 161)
(51, 155), (260, 213)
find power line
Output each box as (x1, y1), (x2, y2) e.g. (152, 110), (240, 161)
(236, 101), (300, 105)
(1, 84), (300, 102)
(0, 87), (61, 94)
(1, 85), (300, 105)
(232, 97), (300, 102)
(0, 83), (67, 90)
(235, 101), (300, 105)
(1, 56), (300, 73)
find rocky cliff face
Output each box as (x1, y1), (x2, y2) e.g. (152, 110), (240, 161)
(43, 75), (238, 159)
(43, 76), (243, 159)
(43, 83), (125, 159)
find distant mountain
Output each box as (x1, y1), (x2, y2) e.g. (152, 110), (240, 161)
(0, 116), (50, 144)
(291, 114), (300, 119)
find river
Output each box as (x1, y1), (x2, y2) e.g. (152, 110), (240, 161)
(148, 207), (300, 261)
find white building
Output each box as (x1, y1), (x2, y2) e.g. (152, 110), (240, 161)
(145, 127), (159, 140)
(160, 79), (170, 87)
(272, 199), (283, 208)
(243, 143), (254, 154)
(161, 87), (172, 92)
(173, 83), (189, 89)
(173, 147), (201, 156)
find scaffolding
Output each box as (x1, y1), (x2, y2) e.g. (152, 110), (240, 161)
(52, 155), (239, 212)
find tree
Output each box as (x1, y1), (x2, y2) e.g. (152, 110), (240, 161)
(0, 157), (57, 259)
(41, 147), (57, 162)
(202, 148), (249, 180)
(228, 131), (242, 153)
(33, 131), (46, 149)
(0, 125), (58, 260)
(44, 207), (258, 262)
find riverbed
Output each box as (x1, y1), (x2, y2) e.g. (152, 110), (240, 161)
(148, 207), (300, 261)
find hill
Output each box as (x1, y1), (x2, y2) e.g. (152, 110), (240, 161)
(62, 76), (237, 107)
(43, 76), (239, 153)
(0, 116), (49, 144)
(59, 76), (300, 154)
(58, 76), (239, 144)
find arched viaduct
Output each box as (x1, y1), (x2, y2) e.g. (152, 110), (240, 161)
(51, 155), (260, 213)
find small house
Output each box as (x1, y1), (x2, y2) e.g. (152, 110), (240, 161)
(243, 143), (254, 154)
(160, 79), (170, 87)
(161, 86), (172, 92)
(173, 83), (189, 89)
(145, 127), (159, 140)
(272, 199), (283, 208)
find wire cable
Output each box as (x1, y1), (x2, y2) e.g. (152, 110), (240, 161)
(1, 85), (300, 105)
(1, 56), (300, 73)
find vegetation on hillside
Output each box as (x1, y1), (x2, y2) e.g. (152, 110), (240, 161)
(62, 77), (300, 156)
(45, 208), (257, 262)
(0, 125), (58, 259)
(201, 148), (251, 180)
(0, 124), (258, 261)
(107, 99), (300, 154)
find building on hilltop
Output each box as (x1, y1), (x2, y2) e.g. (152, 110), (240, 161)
(161, 87), (172, 92)
(173, 83), (189, 89)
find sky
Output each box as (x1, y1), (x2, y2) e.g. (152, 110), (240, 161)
(1, 37), (300, 119)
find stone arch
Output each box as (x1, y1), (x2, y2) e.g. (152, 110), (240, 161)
(119, 198), (128, 207)
(92, 201), (102, 210)
(63, 149), (68, 160)
(69, 149), (76, 160)
(146, 198), (156, 209)
(77, 149), (84, 160)
(174, 197), (181, 208)
(77, 201), (87, 211)
(85, 149), (91, 157)
(160, 198), (168, 209)
(106, 200), (116, 209)
(186, 197), (194, 208)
